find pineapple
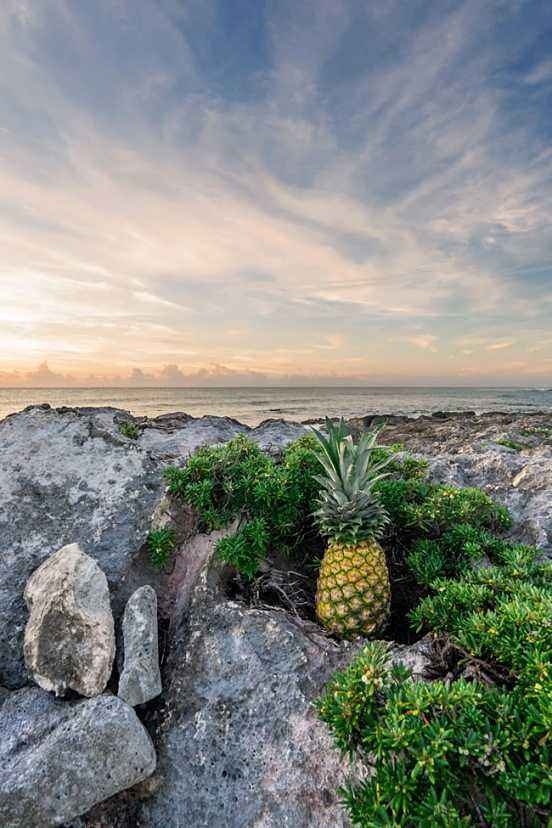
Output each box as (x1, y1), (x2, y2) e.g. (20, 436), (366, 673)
(312, 418), (392, 638)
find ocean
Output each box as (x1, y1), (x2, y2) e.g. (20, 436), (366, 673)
(1, 387), (551, 427)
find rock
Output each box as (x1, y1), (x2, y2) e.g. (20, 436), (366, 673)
(0, 405), (306, 688)
(352, 411), (552, 557)
(389, 635), (433, 679)
(24, 544), (115, 697)
(0, 687), (156, 828)
(131, 539), (360, 828)
(118, 586), (162, 707)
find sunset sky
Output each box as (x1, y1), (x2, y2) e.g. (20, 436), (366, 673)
(1, 0), (552, 387)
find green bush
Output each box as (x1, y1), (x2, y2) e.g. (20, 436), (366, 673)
(165, 434), (321, 577)
(373, 477), (512, 586)
(119, 420), (140, 440)
(318, 535), (551, 825)
(147, 527), (176, 570)
(318, 643), (551, 826)
(496, 437), (524, 452)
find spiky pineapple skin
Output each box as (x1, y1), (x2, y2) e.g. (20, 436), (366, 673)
(315, 539), (390, 638)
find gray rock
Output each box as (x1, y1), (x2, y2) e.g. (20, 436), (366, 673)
(118, 586), (162, 707)
(24, 544), (115, 697)
(135, 541), (359, 828)
(0, 405), (304, 688)
(0, 687), (156, 828)
(354, 412), (552, 557)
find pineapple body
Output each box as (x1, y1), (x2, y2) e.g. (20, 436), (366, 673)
(316, 538), (390, 638)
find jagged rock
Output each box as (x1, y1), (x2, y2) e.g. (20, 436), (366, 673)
(24, 544), (115, 697)
(351, 411), (552, 556)
(0, 405), (304, 688)
(118, 585), (162, 707)
(2, 406), (551, 826)
(139, 570), (358, 827)
(0, 406), (163, 688)
(125, 533), (430, 828)
(0, 687), (156, 827)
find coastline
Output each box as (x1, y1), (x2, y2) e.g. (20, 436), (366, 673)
(1, 385), (551, 426)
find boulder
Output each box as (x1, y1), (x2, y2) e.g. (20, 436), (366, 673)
(118, 585), (162, 707)
(24, 544), (115, 697)
(0, 687), (156, 827)
(121, 530), (358, 828)
(130, 534), (432, 828)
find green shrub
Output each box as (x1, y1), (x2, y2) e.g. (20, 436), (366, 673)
(147, 527), (176, 570)
(318, 581), (551, 826)
(377, 478), (511, 538)
(407, 524), (514, 587)
(371, 442), (429, 481)
(119, 421), (140, 440)
(164, 434), (322, 577)
(496, 437), (524, 452)
(519, 426), (552, 438)
(216, 517), (269, 579)
(411, 547), (552, 685)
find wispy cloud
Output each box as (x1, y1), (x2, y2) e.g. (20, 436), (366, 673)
(1, 0), (551, 384)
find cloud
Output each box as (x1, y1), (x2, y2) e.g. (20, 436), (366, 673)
(525, 60), (552, 86)
(0, 1), (551, 384)
(407, 335), (438, 352)
(487, 341), (515, 351)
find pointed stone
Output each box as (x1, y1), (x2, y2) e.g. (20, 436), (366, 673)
(118, 585), (162, 706)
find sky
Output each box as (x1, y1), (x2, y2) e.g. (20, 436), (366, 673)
(1, 0), (552, 388)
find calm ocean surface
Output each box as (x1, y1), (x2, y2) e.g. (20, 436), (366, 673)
(1, 387), (551, 427)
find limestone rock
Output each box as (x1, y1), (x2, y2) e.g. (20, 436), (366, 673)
(118, 585), (162, 707)
(134, 545), (360, 828)
(24, 544), (115, 697)
(0, 687), (156, 827)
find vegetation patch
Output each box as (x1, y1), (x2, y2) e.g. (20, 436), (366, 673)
(318, 545), (551, 826)
(496, 437), (525, 452)
(165, 434), (322, 579)
(118, 421), (140, 440)
(147, 527), (176, 570)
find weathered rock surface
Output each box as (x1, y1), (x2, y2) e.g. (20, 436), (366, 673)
(118, 585), (162, 707)
(105, 534), (427, 828)
(138, 553), (359, 828)
(0, 687), (156, 827)
(0, 405), (305, 688)
(351, 411), (552, 557)
(24, 544), (115, 697)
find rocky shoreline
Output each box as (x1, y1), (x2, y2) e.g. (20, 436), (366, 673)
(0, 404), (550, 827)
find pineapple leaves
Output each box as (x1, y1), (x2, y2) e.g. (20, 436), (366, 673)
(310, 418), (391, 544)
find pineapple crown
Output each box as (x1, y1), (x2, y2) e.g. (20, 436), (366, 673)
(311, 418), (392, 545)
